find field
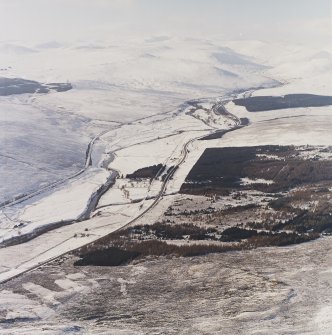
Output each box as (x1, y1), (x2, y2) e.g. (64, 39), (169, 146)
(1, 32), (332, 335)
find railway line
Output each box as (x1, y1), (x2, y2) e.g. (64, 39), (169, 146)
(0, 100), (247, 285)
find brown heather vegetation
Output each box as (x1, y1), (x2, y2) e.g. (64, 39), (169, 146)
(74, 222), (318, 267)
(74, 146), (331, 267)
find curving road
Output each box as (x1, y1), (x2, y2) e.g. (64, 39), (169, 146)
(0, 99), (248, 284)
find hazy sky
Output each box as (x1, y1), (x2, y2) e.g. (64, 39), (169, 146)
(0, 0), (331, 45)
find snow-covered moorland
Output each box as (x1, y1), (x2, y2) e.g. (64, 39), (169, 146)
(0, 33), (331, 334)
(0, 36), (280, 244)
(0, 34), (331, 260)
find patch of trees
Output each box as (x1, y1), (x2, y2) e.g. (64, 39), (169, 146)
(74, 230), (318, 267)
(180, 146), (332, 195)
(75, 240), (241, 267)
(220, 227), (259, 241)
(74, 247), (139, 266)
(240, 117), (250, 125)
(233, 94), (332, 112)
(126, 164), (165, 180)
(0, 77), (72, 96)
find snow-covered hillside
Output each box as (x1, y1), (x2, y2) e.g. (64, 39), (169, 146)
(0, 35), (331, 284)
(0, 37), (277, 205)
(0, 36), (280, 243)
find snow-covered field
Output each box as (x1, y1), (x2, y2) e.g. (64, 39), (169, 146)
(0, 36), (281, 245)
(0, 95), (90, 205)
(0, 36), (331, 249)
(0, 34), (332, 334)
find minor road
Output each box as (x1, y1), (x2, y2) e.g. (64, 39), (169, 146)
(0, 99), (248, 285)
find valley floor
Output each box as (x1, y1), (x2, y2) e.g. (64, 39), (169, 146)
(1, 38), (332, 334)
